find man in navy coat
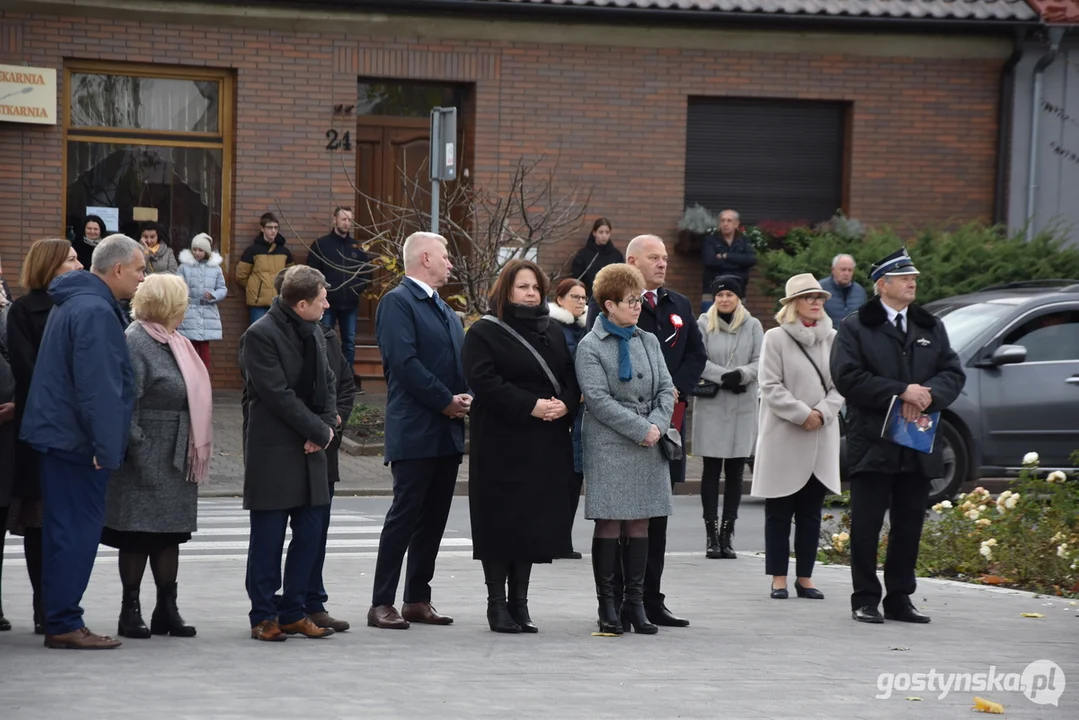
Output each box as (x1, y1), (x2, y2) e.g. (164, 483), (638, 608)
(21, 234), (145, 649)
(368, 231), (470, 629)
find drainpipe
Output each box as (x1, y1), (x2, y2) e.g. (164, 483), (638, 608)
(994, 33), (1024, 227)
(1025, 27), (1066, 241)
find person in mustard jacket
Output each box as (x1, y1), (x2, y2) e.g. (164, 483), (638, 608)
(236, 213), (294, 325)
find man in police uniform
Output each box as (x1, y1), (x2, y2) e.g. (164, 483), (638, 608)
(830, 248), (965, 624)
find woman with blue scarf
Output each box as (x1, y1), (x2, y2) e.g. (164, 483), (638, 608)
(575, 263), (675, 636)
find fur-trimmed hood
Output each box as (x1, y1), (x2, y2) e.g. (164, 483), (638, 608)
(779, 314), (834, 347)
(858, 296), (934, 329)
(179, 249), (223, 267)
(548, 301), (585, 328)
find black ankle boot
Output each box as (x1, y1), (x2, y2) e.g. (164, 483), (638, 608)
(507, 560), (537, 633)
(150, 582), (196, 637)
(718, 519), (737, 559)
(0, 603), (10, 632)
(33, 595), (44, 635)
(118, 587), (151, 638)
(482, 561), (521, 634)
(623, 538), (658, 635)
(591, 538), (623, 635)
(705, 520), (722, 559)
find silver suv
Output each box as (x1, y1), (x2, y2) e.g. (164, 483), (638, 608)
(841, 280), (1079, 503)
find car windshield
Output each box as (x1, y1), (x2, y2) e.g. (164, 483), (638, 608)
(932, 302), (1015, 352)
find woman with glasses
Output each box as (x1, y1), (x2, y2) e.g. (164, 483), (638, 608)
(549, 278), (589, 559)
(751, 274), (844, 600)
(576, 263), (674, 635)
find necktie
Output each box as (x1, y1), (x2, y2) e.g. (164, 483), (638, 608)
(645, 291), (657, 309)
(895, 314), (905, 335)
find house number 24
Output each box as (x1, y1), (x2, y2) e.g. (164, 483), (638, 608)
(325, 129), (352, 151)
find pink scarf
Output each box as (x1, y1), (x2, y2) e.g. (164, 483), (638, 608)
(139, 321), (213, 484)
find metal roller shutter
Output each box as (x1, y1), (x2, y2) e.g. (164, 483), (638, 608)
(684, 97), (847, 226)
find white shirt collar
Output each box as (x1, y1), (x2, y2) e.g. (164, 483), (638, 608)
(881, 301), (908, 325)
(408, 276), (435, 298)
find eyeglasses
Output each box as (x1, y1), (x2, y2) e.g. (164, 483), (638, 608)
(620, 297), (643, 307)
(568, 294), (588, 302)
(800, 295), (828, 304)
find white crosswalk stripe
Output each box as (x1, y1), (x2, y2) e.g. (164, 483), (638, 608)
(2, 500), (474, 562)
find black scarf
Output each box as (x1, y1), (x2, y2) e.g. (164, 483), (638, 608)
(718, 311), (735, 325)
(274, 297), (328, 413)
(505, 302), (551, 337)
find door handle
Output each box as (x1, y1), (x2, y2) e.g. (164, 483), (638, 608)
(1068, 376), (1079, 385)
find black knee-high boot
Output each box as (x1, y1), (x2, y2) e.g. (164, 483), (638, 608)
(23, 529), (44, 634)
(0, 517), (9, 632)
(482, 559), (521, 634)
(507, 559), (537, 633)
(622, 537), (658, 635)
(591, 538), (623, 635)
(117, 551), (151, 638)
(149, 544), (195, 637)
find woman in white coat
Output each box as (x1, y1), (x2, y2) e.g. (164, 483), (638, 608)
(690, 275), (762, 559)
(751, 274), (844, 600)
(176, 233), (226, 371)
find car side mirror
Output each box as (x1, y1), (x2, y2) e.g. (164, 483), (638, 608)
(988, 344), (1027, 367)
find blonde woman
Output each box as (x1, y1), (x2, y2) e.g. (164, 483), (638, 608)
(751, 274), (843, 600)
(690, 275), (762, 559)
(103, 274), (212, 638)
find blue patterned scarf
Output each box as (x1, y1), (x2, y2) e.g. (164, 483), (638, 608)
(600, 314), (636, 382)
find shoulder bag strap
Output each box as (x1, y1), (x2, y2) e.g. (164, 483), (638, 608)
(480, 315), (562, 396)
(791, 334), (831, 394)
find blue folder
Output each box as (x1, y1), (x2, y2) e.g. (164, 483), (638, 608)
(880, 396), (939, 454)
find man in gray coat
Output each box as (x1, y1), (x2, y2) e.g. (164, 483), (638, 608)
(240, 266), (338, 642)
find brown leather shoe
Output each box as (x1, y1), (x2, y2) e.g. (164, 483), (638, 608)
(44, 626), (122, 650)
(402, 601), (454, 625)
(367, 604), (410, 629)
(250, 620), (288, 642)
(308, 611), (350, 633)
(279, 616), (335, 638)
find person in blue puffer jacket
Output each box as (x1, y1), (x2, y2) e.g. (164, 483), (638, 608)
(177, 233), (227, 370)
(19, 234), (145, 650)
(548, 277), (589, 560)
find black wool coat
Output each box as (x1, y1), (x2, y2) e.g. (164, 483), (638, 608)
(5, 289), (53, 502)
(322, 324), (357, 485)
(462, 316), (580, 562)
(239, 300), (337, 511)
(830, 297), (966, 478)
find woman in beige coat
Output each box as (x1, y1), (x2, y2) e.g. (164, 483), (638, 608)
(751, 274), (844, 600)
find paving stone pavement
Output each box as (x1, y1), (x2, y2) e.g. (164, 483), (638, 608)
(1, 498), (1075, 719)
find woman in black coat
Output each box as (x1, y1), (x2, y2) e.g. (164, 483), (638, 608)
(5, 238), (83, 634)
(569, 217), (623, 297)
(463, 259), (580, 634)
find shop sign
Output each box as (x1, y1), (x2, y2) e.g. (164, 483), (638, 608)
(0, 63), (57, 125)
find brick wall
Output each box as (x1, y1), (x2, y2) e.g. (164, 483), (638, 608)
(0, 9), (1004, 387)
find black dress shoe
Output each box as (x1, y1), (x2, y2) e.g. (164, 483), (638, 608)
(884, 606), (931, 624)
(645, 604), (689, 627)
(852, 606), (884, 624)
(794, 581), (824, 600)
(558, 551), (583, 560)
(770, 585), (788, 599)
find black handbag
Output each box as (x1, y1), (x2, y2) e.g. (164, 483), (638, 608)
(688, 380), (720, 398)
(659, 427), (683, 462)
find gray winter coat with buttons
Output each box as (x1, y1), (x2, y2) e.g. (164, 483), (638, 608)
(177, 250), (227, 341)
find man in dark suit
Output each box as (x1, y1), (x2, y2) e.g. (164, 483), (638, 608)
(587, 234), (707, 628)
(368, 231), (470, 630)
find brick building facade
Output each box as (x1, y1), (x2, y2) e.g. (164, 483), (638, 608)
(0, 1), (1031, 388)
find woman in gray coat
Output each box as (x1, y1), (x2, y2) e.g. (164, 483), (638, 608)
(690, 275), (763, 559)
(576, 263), (675, 636)
(103, 274), (213, 639)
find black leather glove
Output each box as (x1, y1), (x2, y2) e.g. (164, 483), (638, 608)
(730, 384), (748, 395)
(720, 371), (742, 390)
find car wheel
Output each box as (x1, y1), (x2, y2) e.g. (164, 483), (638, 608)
(927, 419), (968, 506)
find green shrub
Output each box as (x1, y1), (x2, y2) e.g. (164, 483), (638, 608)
(755, 222), (1079, 305)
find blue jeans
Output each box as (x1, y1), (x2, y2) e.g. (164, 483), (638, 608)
(322, 307), (358, 369)
(249, 306), (268, 324)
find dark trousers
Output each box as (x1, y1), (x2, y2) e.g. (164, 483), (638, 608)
(371, 455), (459, 607)
(322, 307), (358, 369)
(305, 483), (335, 614)
(849, 471), (930, 611)
(701, 457), (747, 521)
(246, 504), (325, 627)
(764, 476), (828, 578)
(565, 471), (583, 553)
(39, 453), (110, 635)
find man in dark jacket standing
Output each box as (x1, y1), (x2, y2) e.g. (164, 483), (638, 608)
(240, 266), (338, 642)
(830, 248), (965, 625)
(587, 234), (707, 628)
(306, 206), (371, 388)
(368, 231), (470, 630)
(21, 234), (144, 649)
(700, 209), (756, 308)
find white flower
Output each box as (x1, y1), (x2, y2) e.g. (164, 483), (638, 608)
(966, 509), (982, 520)
(976, 518), (992, 527)
(1023, 452), (1040, 467)
(980, 545), (993, 559)
(999, 490), (1013, 499)
(1058, 544), (1069, 558)
(1047, 471), (1066, 484)
(838, 532), (850, 542)
(1004, 495), (1019, 510)
(932, 503), (944, 513)
(940, 500), (953, 509)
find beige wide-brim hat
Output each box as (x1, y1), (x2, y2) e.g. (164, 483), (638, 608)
(780, 273), (832, 305)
